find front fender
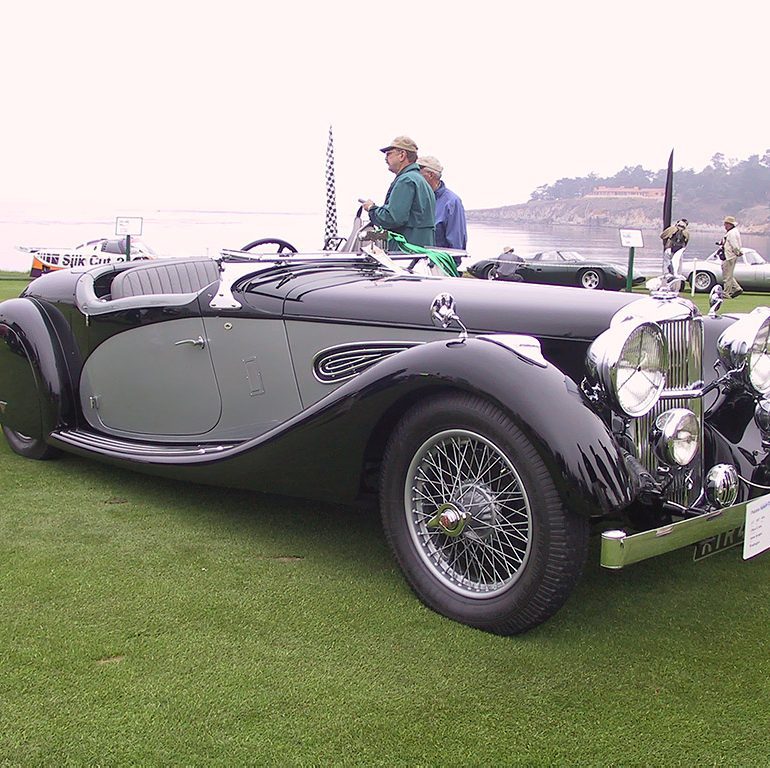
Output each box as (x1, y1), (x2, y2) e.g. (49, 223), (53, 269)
(0, 298), (69, 438)
(363, 336), (633, 517)
(208, 335), (632, 514)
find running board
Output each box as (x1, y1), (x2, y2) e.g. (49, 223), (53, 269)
(50, 429), (241, 459)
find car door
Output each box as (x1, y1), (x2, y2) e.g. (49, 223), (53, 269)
(497, 258), (524, 280)
(79, 301), (223, 438)
(735, 250), (763, 291)
(522, 253), (563, 285)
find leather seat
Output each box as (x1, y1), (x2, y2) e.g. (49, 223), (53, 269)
(110, 259), (220, 299)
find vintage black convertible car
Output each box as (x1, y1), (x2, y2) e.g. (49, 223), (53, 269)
(1, 245), (769, 635)
(467, 249), (646, 290)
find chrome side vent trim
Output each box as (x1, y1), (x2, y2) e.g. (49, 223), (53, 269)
(313, 342), (421, 384)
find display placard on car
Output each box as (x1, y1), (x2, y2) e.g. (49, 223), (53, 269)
(744, 494), (770, 559)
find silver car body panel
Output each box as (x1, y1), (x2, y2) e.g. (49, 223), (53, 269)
(200, 316), (303, 440)
(285, 320), (447, 406)
(80, 314), (306, 442)
(80, 317), (223, 437)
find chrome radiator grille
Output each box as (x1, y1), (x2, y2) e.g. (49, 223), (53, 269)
(633, 317), (704, 506)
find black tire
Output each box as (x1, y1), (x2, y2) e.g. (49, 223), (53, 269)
(380, 393), (589, 635)
(483, 264), (499, 280)
(579, 269), (603, 290)
(2, 426), (59, 460)
(691, 270), (717, 293)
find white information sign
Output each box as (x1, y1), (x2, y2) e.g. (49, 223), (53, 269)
(115, 216), (143, 236)
(744, 494), (770, 559)
(619, 229), (644, 248)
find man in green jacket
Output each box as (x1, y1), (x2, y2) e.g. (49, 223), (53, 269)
(360, 136), (436, 250)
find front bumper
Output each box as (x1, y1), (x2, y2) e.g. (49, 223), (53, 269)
(600, 494), (767, 568)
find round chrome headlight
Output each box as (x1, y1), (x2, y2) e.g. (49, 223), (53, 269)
(651, 408), (699, 466)
(717, 307), (770, 395)
(586, 320), (668, 417)
(749, 320), (770, 393)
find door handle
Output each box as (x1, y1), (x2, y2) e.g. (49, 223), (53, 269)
(174, 336), (206, 349)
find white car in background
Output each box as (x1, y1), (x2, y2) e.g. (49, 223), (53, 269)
(686, 248), (769, 293)
(19, 238), (156, 277)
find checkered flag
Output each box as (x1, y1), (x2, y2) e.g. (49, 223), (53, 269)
(324, 125), (338, 249)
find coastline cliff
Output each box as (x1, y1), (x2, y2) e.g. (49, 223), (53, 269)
(468, 198), (770, 235)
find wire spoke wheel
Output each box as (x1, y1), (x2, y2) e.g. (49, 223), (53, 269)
(380, 393), (589, 635)
(406, 430), (531, 597)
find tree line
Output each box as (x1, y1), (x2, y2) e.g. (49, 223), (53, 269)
(530, 151), (770, 211)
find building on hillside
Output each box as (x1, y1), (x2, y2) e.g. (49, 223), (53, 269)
(585, 186), (665, 199)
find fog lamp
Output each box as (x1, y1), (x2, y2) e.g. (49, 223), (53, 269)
(651, 408), (699, 466)
(705, 464), (739, 508)
(755, 398), (770, 432)
(754, 399), (770, 449)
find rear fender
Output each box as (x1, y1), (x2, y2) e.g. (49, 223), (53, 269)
(0, 298), (68, 439)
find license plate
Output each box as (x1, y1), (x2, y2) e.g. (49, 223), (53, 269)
(693, 526), (745, 562)
(694, 493), (770, 562)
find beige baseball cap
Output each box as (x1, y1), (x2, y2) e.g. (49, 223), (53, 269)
(379, 135), (418, 153)
(417, 155), (443, 175)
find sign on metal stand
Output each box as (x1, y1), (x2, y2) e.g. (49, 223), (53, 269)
(115, 217), (143, 261)
(619, 228), (644, 292)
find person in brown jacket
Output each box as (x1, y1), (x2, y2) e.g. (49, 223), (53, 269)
(659, 218), (689, 276)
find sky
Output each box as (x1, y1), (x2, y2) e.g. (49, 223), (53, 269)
(2, 0), (768, 217)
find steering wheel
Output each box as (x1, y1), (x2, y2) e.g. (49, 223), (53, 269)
(241, 238), (298, 254)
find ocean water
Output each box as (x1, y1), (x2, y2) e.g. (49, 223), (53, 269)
(0, 205), (329, 272)
(2, 203), (769, 276)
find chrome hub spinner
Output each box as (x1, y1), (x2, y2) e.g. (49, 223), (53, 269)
(456, 481), (499, 541)
(428, 502), (471, 537)
(426, 483), (500, 540)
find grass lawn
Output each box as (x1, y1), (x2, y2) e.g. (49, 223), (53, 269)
(1, 275), (769, 766)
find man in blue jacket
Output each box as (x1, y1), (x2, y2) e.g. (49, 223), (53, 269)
(417, 155), (467, 254)
(360, 136), (435, 250)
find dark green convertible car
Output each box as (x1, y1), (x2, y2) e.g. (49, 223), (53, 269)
(468, 249), (646, 290)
